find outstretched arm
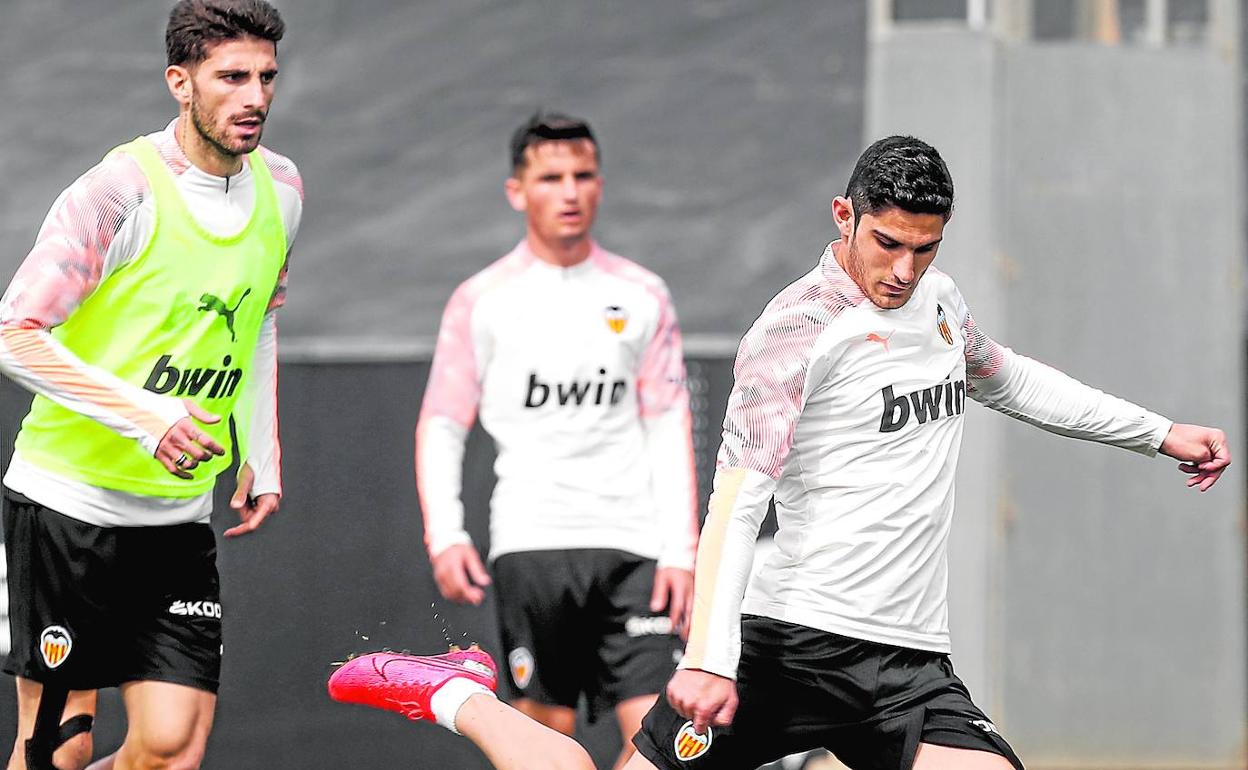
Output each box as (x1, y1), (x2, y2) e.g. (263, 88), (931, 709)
(961, 308), (1171, 455)
(958, 305), (1230, 491)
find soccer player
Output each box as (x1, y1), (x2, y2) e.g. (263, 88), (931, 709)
(0, 2), (301, 768)
(415, 111), (698, 768)
(337, 136), (1228, 770)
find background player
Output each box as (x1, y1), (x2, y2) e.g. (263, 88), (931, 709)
(339, 135), (1228, 770)
(416, 111), (698, 768)
(0, 2), (301, 768)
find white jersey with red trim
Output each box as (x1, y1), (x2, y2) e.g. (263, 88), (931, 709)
(0, 119), (301, 526)
(679, 242), (1172, 679)
(417, 241), (698, 569)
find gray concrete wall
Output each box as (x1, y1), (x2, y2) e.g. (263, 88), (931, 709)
(869, 26), (1246, 768)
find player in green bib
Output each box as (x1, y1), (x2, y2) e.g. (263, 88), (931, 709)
(0, 2), (301, 769)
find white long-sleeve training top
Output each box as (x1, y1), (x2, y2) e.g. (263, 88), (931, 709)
(416, 240), (699, 569)
(680, 242), (1172, 679)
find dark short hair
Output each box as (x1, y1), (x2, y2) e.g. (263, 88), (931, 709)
(845, 135), (954, 222)
(509, 111), (598, 174)
(166, 0), (286, 67)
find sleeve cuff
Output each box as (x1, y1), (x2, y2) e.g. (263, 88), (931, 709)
(136, 397), (190, 455)
(427, 529), (473, 559)
(657, 552), (695, 572)
(676, 655), (738, 681)
(1146, 418), (1175, 457)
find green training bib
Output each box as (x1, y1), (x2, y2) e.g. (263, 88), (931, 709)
(14, 136), (287, 497)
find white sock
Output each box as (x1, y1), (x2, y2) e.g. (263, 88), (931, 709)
(430, 677), (496, 735)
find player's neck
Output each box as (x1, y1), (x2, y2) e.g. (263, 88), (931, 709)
(830, 238), (848, 272)
(175, 114), (245, 178)
(525, 233), (592, 268)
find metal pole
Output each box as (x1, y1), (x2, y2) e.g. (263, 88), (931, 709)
(992, 0), (1032, 42)
(968, 0), (989, 30)
(1208, 0), (1239, 56)
(1144, 0), (1168, 46)
(868, 0), (893, 40)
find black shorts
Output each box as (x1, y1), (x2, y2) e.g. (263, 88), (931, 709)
(493, 548), (682, 721)
(2, 489), (223, 693)
(633, 616), (1024, 770)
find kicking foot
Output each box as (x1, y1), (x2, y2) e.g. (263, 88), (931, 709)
(328, 645), (498, 726)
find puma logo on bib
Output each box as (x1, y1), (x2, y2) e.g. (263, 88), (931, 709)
(198, 288), (251, 342)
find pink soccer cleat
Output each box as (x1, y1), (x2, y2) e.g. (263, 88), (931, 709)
(328, 645), (498, 723)
(441, 644), (500, 681)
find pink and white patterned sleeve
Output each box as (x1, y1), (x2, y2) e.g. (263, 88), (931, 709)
(0, 154), (187, 454)
(415, 282), (483, 557)
(636, 284), (698, 570)
(241, 314), (281, 496)
(956, 292), (1170, 455)
(717, 299), (830, 478)
(258, 146), (303, 314)
(682, 281), (849, 678)
(681, 301), (824, 677)
(243, 148), (303, 493)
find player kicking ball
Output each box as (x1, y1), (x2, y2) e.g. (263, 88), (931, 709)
(330, 646), (601, 770)
(329, 135), (1229, 770)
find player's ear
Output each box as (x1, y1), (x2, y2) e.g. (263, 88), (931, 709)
(504, 176), (526, 213)
(831, 196), (855, 240)
(165, 64), (193, 108)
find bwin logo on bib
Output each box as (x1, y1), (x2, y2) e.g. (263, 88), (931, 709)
(673, 721), (712, 761)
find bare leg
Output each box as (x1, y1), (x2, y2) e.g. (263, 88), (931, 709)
(455, 695), (594, 770)
(512, 699), (577, 736)
(7, 678), (97, 770)
(104, 681), (215, 770)
(611, 694), (656, 770)
(913, 743), (1016, 769)
(620, 751), (661, 770)
(327, 650), (662, 770)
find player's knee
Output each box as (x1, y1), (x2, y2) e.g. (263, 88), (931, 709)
(13, 735), (92, 770)
(20, 710), (94, 770)
(533, 734), (595, 770)
(125, 751), (204, 770)
(126, 733), (206, 770)
(49, 729), (93, 770)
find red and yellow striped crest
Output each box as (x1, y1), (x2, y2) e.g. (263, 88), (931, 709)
(508, 647), (534, 689)
(604, 305), (628, 334)
(39, 625), (72, 669)
(673, 721), (712, 761)
(936, 303), (954, 346)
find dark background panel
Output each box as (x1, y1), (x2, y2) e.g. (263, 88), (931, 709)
(0, 0), (867, 342)
(0, 355), (736, 769)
